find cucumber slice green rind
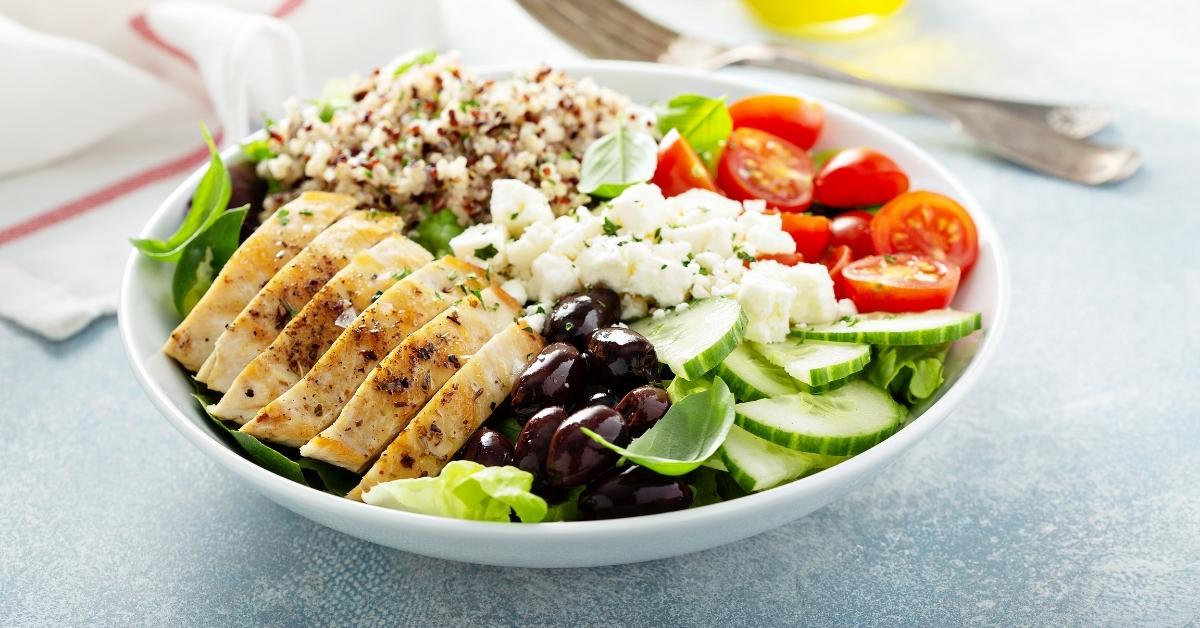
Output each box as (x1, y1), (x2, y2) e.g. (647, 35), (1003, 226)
(734, 381), (905, 456)
(719, 424), (818, 492)
(752, 339), (871, 387)
(791, 309), (982, 345)
(631, 297), (747, 380)
(714, 343), (799, 402)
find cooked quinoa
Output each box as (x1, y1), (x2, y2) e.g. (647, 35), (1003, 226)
(255, 52), (656, 226)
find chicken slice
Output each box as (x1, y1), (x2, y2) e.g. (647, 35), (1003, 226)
(300, 286), (520, 472)
(350, 320), (545, 501)
(163, 192), (355, 371)
(195, 211), (403, 392)
(208, 235), (433, 422)
(240, 257), (486, 443)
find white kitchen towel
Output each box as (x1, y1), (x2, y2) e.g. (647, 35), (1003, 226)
(0, 0), (442, 340)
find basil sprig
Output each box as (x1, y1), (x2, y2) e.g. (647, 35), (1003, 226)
(583, 377), (736, 476)
(578, 126), (658, 199)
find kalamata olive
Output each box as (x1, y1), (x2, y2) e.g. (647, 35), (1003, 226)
(546, 406), (629, 487)
(585, 327), (659, 388)
(510, 343), (587, 418)
(615, 386), (671, 437)
(586, 286), (621, 326)
(579, 466), (694, 519)
(545, 294), (604, 348)
(459, 428), (514, 467)
(583, 389), (620, 408)
(513, 406), (567, 483)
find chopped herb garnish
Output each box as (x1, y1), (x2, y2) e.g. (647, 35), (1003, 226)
(602, 217), (621, 237)
(298, 209), (313, 217)
(459, 98), (480, 112)
(276, 209), (290, 225)
(884, 254), (897, 263)
(652, 227), (663, 242)
(474, 244), (499, 260)
(564, 321), (575, 332)
(535, 305), (546, 314)
(392, 270), (411, 281)
(660, 263), (668, 270)
(371, 290), (384, 303)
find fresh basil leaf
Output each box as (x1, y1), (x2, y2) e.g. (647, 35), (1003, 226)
(865, 344), (950, 405)
(583, 377), (736, 476)
(241, 137), (276, 162)
(192, 394), (306, 484)
(131, 124), (231, 262)
(172, 206), (247, 316)
(411, 209), (465, 257)
(393, 49), (438, 77)
(654, 94), (732, 169)
(578, 126), (658, 199)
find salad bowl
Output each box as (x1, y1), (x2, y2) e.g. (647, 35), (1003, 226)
(119, 61), (1009, 567)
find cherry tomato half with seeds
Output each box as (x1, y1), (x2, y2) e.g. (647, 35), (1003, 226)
(652, 132), (717, 197)
(871, 191), (979, 274)
(829, 209), (876, 259)
(716, 128), (814, 212)
(728, 94), (825, 150)
(814, 148), (909, 208)
(779, 212), (831, 261)
(841, 253), (961, 313)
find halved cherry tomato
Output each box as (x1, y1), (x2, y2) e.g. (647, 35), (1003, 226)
(652, 132), (717, 197)
(779, 212), (831, 261)
(871, 191), (979, 273)
(717, 128), (814, 212)
(841, 254), (961, 313)
(728, 94), (825, 150)
(756, 252), (805, 266)
(829, 209), (876, 259)
(814, 148), (909, 208)
(820, 244), (853, 298)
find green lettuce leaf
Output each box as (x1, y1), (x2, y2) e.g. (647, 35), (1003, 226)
(131, 123), (231, 262)
(865, 343), (950, 405)
(363, 461), (548, 523)
(172, 206), (247, 316)
(541, 486), (585, 522)
(583, 377), (736, 476)
(665, 374), (712, 402)
(654, 94), (732, 170)
(410, 209), (465, 257)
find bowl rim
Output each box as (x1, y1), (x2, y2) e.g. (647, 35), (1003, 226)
(119, 59), (1010, 539)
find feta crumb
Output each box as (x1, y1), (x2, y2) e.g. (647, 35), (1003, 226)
(449, 223), (508, 270)
(751, 260), (839, 324)
(526, 252), (582, 303)
(500, 278), (528, 305)
(491, 179), (554, 237)
(737, 271), (797, 343)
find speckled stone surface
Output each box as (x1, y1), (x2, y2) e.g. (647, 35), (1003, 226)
(3, 1), (1198, 625)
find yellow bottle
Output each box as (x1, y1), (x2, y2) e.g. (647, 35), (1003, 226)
(741, 0), (906, 37)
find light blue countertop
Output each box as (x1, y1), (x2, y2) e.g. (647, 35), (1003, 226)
(3, 1), (1198, 625)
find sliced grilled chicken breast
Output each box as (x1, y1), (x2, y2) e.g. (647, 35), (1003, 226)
(301, 286), (520, 472)
(240, 257), (486, 442)
(195, 211), (403, 392)
(350, 321), (545, 501)
(163, 192), (355, 371)
(208, 236), (433, 422)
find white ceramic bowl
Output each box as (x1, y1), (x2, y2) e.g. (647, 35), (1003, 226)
(120, 61), (1009, 568)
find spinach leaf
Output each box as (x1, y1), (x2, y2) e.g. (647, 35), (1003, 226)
(865, 343), (950, 405)
(654, 94), (732, 169)
(493, 416), (524, 444)
(410, 209), (465, 257)
(297, 459), (361, 497)
(583, 377), (736, 476)
(172, 206), (247, 316)
(132, 124), (231, 262)
(192, 394), (306, 484)
(578, 126), (658, 199)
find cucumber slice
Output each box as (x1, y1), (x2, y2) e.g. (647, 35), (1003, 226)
(734, 381), (905, 455)
(631, 297), (747, 380)
(792, 309), (982, 345)
(752, 339), (870, 387)
(714, 343), (799, 402)
(719, 424), (818, 492)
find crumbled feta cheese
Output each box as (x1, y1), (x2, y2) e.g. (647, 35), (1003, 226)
(521, 312), (548, 333)
(500, 278), (528, 305)
(738, 211), (796, 255)
(548, 209), (603, 258)
(491, 179), (554, 236)
(751, 260), (839, 324)
(837, 297), (859, 319)
(606, 183), (666, 235)
(737, 271), (797, 343)
(576, 238), (630, 289)
(526, 252), (581, 303)
(506, 221), (554, 270)
(449, 223), (508, 269)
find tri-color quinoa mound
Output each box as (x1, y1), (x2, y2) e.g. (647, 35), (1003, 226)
(255, 52), (655, 225)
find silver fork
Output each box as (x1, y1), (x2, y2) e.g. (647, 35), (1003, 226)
(517, 0), (1140, 185)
